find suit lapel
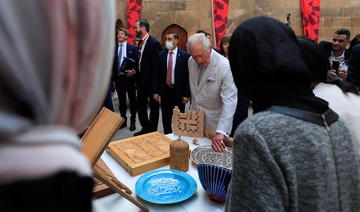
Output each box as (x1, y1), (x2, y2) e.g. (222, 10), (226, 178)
(196, 51), (217, 91)
(163, 50), (168, 74)
(126, 44), (130, 57)
(174, 51), (182, 80)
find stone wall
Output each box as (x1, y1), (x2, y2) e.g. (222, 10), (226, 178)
(116, 0), (360, 43)
(115, 0), (127, 27)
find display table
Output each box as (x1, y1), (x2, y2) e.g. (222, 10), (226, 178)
(93, 133), (225, 212)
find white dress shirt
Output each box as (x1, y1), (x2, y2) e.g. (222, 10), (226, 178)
(118, 41), (127, 67)
(138, 33), (149, 71)
(329, 50), (348, 71)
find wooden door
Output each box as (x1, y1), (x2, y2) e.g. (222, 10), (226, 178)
(161, 24), (188, 51)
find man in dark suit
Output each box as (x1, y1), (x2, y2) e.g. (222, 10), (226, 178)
(134, 19), (162, 136)
(112, 27), (137, 131)
(319, 28), (351, 80)
(153, 32), (191, 134)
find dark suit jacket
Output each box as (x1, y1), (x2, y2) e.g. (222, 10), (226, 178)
(137, 35), (162, 92)
(153, 48), (191, 98)
(112, 42), (138, 79)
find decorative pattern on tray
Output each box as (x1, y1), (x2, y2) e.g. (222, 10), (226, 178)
(172, 106), (204, 138)
(108, 132), (174, 176)
(191, 145), (233, 169)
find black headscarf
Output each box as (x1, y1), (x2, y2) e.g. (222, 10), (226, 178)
(229, 16), (328, 113)
(347, 44), (360, 89)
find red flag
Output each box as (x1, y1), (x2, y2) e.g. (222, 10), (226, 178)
(301, 0), (320, 42)
(212, 0), (229, 49)
(127, 0), (142, 45)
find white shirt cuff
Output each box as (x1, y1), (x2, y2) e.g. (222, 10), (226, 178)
(215, 129), (228, 137)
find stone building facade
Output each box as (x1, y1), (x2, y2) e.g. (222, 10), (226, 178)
(115, 0), (360, 44)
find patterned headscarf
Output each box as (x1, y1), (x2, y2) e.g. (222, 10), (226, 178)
(0, 0), (115, 137)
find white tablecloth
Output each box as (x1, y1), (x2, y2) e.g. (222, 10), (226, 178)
(93, 134), (225, 212)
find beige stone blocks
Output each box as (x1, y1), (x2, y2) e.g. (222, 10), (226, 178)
(116, 0), (359, 43)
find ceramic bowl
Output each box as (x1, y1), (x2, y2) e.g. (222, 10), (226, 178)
(197, 163), (232, 203)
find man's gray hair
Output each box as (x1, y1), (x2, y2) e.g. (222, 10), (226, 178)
(187, 33), (211, 51)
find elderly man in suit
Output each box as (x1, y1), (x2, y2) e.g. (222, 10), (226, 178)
(112, 27), (137, 131)
(153, 32), (191, 134)
(187, 33), (237, 152)
(134, 19), (162, 136)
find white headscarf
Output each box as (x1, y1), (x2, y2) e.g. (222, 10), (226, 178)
(0, 0), (115, 183)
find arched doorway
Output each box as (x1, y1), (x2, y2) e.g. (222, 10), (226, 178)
(116, 18), (124, 29)
(161, 24), (188, 51)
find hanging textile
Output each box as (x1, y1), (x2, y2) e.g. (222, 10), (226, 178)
(212, 0), (229, 49)
(127, 0), (142, 45)
(301, 0), (320, 42)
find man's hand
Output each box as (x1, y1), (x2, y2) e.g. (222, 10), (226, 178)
(125, 69), (135, 77)
(153, 94), (160, 103)
(212, 133), (226, 152)
(181, 97), (190, 104)
(337, 69), (347, 79)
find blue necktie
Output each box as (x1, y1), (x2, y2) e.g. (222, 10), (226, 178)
(118, 44), (123, 74)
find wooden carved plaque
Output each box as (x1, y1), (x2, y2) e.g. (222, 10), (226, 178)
(172, 106), (204, 138)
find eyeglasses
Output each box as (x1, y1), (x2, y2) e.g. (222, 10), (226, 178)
(333, 38), (345, 43)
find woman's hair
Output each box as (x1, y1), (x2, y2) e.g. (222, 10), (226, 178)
(219, 35), (231, 56)
(187, 33), (211, 51)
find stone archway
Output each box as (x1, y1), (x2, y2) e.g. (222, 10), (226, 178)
(161, 24), (188, 51)
(116, 18), (124, 30)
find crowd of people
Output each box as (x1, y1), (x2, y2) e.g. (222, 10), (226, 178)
(110, 19), (248, 150)
(110, 16), (360, 211)
(0, 1), (359, 211)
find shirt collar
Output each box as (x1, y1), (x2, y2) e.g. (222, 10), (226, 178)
(169, 47), (178, 55)
(330, 50), (345, 59)
(141, 33), (149, 44)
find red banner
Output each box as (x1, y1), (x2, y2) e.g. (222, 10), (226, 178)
(301, 0), (320, 42)
(212, 0), (229, 49)
(127, 0), (142, 45)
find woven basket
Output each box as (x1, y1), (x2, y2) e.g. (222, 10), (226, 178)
(170, 139), (189, 172)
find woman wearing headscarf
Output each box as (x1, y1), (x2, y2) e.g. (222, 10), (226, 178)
(0, 1), (115, 211)
(297, 36), (360, 154)
(347, 43), (360, 89)
(226, 16), (359, 211)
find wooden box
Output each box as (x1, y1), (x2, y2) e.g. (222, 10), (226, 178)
(81, 107), (124, 165)
(107, 132), (174, 176)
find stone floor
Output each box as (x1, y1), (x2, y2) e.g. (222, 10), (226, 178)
(110, 92), (164, 142)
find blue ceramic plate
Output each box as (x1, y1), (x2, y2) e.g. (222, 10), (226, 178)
(135, 169), (197, 204)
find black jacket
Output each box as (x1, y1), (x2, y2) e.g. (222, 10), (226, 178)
(137, 35), (162, 92)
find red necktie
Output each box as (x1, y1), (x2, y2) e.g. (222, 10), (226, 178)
(166, 51), (173, 86)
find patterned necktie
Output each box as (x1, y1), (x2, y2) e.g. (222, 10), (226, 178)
(166, 51), (173, 86)
(118, 44), (123, 74)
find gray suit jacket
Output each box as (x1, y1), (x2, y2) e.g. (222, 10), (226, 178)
(188, 50), (237, 135)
